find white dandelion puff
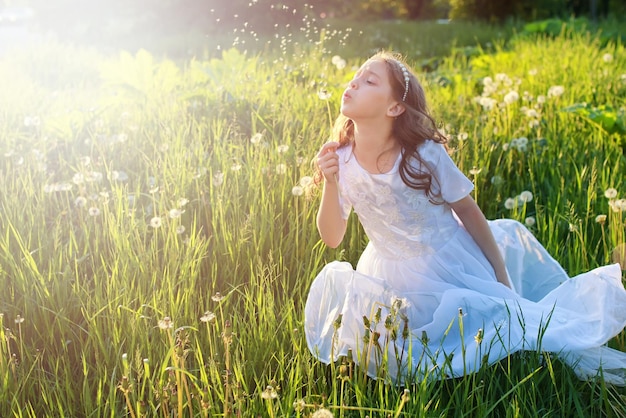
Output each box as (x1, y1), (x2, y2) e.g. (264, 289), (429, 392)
(150, 216), (162, 228)
(604, 188), (618, 199)
(519, 190), (534, 203)
(292, 185), (304, 196)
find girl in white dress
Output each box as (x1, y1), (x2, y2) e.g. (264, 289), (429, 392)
(305, 51), (626, 385)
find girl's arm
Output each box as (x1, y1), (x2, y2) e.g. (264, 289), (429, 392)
(450, 195), (512, 289)
(316, 142), (347, 248)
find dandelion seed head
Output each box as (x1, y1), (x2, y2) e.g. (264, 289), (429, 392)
(14, 315), (24, 324)
(299, 175), (313, 187)
(317, 88), (331, 100)
(547, 85), (565, 98)
(211, 292), (224, 302)
(88, 207), (100, 217)
(277, 144), (289, 154)
(292, 185), (304, 196)
(503, 90), (519, 105)
(602, 53), (613, 63)
(168, 208), (184, 219)
(490, 175), (504, 187)
(73, 173), (85, 185)
(177, 198), (189, 207)
(504, 198), (517, 210)
(311, 408), (334, 418)
(604, 188), (618, 199)
(524, 216), (536, 227)
(519, 190), (533, 203)
(200, 311), (216, 323)
(176, 225), (186, 234)
(469, 167), (482, 176)
(158, 317), (173, 330)
(74, 196), (87, 208)
(261, 385), (278, 400)
(595, 214), (607, 224)
(150, 216), (162, 228)
(250, 132), (263, 144)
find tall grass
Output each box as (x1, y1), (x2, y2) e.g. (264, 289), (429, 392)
(0, 18), (624, 417)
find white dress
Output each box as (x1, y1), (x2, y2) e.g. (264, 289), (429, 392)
(305, 140), (626, 385)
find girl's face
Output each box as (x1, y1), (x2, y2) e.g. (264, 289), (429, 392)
(340, 59), (399, 121)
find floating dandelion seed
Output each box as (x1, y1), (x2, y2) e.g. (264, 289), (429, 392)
(604, 188), (618, 199)
(158, 317), (173, 330)
(150, 216), (162, 228)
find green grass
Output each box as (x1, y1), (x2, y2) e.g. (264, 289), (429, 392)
(0, 17), (625, 417)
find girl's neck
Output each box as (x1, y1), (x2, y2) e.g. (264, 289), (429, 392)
(351, 121), (400, 173)
(352, 121), (398, 156)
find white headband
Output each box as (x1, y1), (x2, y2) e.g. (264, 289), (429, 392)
(396, 61), (410, 102)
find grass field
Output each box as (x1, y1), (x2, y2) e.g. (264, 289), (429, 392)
(0, 14), (625, 417)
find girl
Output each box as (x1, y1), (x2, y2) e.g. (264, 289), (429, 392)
(305, 51), (626, 384)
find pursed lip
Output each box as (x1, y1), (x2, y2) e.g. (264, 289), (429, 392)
(342, 91), (352, 100)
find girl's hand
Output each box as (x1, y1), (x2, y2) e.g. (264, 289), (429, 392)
(316, 142), (340, 183)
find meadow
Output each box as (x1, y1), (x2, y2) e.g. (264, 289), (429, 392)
(0, 14), (625, 417)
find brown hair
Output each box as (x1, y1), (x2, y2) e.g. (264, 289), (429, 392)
(316, 51), (447, 201)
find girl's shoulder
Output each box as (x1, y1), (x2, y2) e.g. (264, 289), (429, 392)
(416, 139), (447, 164)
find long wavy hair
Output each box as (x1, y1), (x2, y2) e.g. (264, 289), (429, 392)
(319, 51), (448, 201)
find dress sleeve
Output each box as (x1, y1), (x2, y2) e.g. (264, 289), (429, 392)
(419, 140), (474, 203)
(336, 147), (353, 220)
